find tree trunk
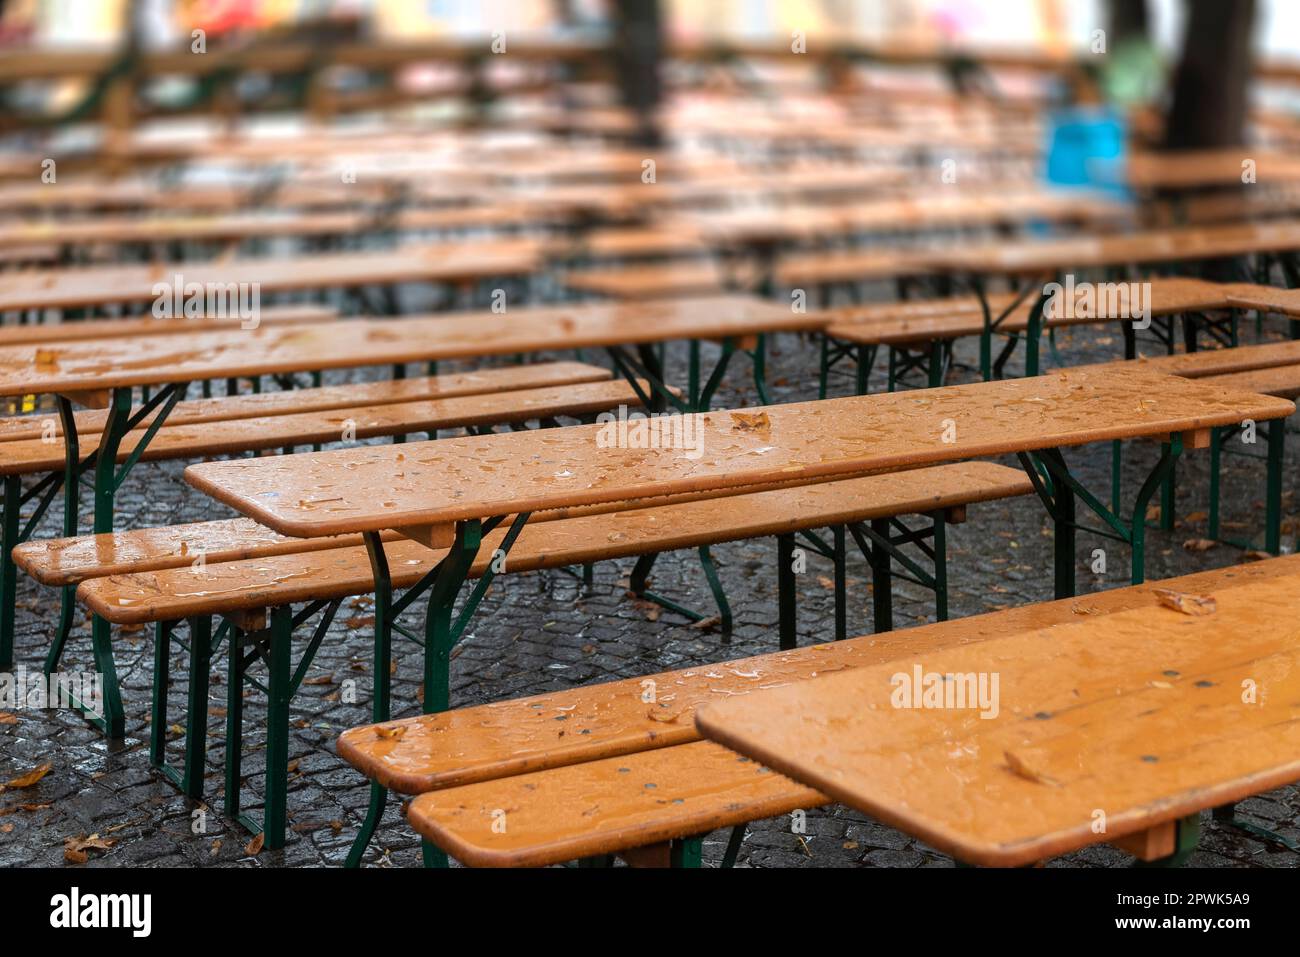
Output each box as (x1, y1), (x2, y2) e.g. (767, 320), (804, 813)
(1164, 0), (1255, 150)
(610, 0), (664, 149)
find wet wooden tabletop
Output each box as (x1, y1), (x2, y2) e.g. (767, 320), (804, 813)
(0, 294), (804, 396)
(0, 238), (545, 312)
(688, 190), (1126, 244)
(183, 368), (1294, 539)
(930, 222), (1300, 276)
(1226, 286), (1300, 317)
(0, 204), (571, 249)
(696, 569), (1300, 866)
(824, 277), (1251, 345)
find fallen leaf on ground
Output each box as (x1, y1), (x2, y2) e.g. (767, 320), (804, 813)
(64, 833), (115, 863)
(303, 674), (334, 686)
(0, 712), (17, 725)
(1153, 588), (1217, 616)
(3, 762), (51, 790)
(245, 833), (265, 856)
(1182, 538), (1217, 553)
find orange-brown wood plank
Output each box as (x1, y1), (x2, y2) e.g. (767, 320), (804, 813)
(335, 554), (1300, 795)
(183, 369), (1294, 539)
(697, 568), (1300, 866)
(405, 740), (823, 867)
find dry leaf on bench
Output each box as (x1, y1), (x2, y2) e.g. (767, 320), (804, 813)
(1153, 588), (1217, 617)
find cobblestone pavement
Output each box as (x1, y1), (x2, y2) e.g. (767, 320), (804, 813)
(3, 303), (1299, 869)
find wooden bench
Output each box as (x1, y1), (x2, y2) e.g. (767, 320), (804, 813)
(60, 463), (1032, 850)
(339, 556), (1300, 867)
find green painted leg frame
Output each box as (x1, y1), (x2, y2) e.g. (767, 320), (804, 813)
(1020, 439), (1182, 597)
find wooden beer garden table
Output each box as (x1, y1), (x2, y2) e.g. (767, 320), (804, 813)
(0, 294), (810, 685)
(927, 220), (1300, 380)
(696, 564), (1300, 866)
(181, 367), (1293, 725)
(0, 239), (545, 315)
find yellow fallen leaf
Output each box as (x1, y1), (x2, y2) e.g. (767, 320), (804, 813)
(245, 832), (265, 856)
(4, 762), (51, 790)
(1182, 538), (1217, 553)
(0, 712), (18, 725)
(373, 724), (407, 741)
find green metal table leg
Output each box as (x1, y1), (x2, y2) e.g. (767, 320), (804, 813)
(1129, 441), (1181, 585)
(817, 336), (829, 400)
(776, 533), (797, 650)
(927, 339), (945, 388)
(670, 836), (703, 868)
(1160, 453), (1177, 532)
(931, 511), (949, 621)
(149, 620), (173, 771)
(688, 339), (701, 409)
(181, 615), (212, 800)
(750, 333), (770, 406)
(0, 475), (18, 671)
(721, 825), (746, 868)
(224, 623), (244, 820)
(424, 520), (482, 714)
(422, 841), (450, 868)
(868, 517), (894, 631)
(832, 525), (847, 641)
(1207, 427), (1222, 541)
(1265, 418), (1285, 555)
(262, 605), (293, 850)
(855, 344), (873, 396)
(346, 533), (394, 869)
